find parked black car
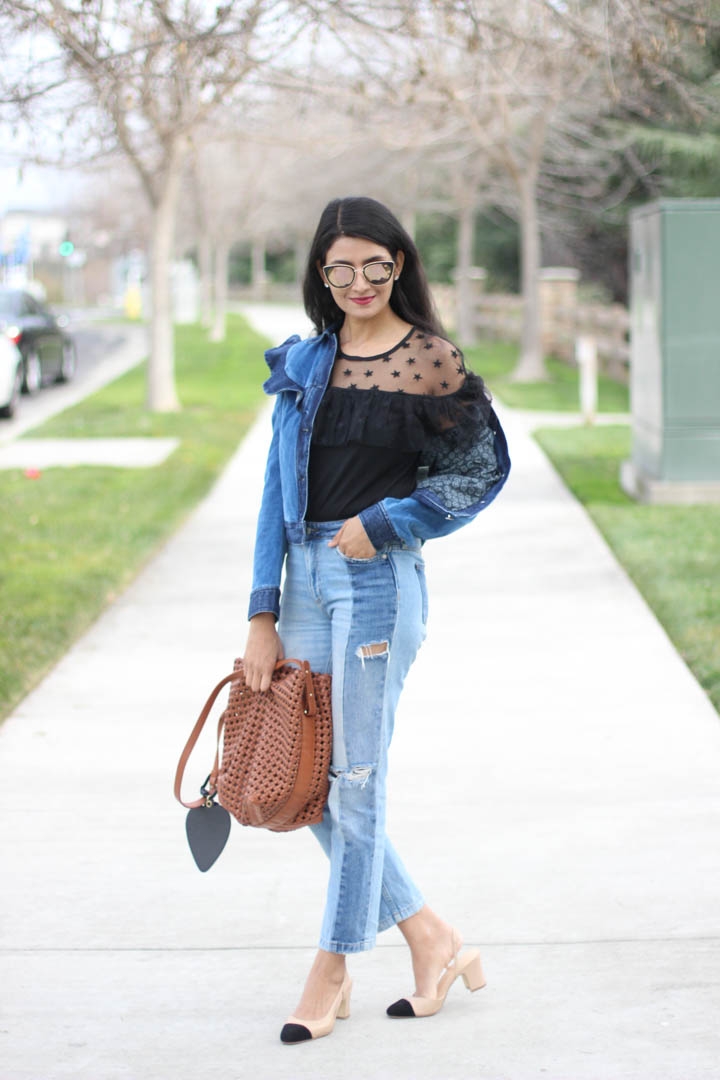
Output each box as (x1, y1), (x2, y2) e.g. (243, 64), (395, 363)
(0, 287), (76, 393)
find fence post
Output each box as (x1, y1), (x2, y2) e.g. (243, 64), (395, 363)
(539, 267), (580, 358)
(576, 335), (598, 425)
(453, 266), (487, 345)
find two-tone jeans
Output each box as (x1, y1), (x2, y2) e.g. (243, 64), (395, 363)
(277, 520), (428, 954)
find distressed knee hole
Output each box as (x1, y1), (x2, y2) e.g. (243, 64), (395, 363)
(329, 764), (375, 788)
(355, 641), (389, 663)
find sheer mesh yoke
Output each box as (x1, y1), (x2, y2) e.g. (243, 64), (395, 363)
(331, 327), (466, 396)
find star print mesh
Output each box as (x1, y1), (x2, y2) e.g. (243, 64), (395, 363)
(305, 327), (494, 523)
(330, 328), (466, 395)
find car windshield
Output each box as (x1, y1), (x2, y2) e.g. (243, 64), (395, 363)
(0, 291), (21, 316)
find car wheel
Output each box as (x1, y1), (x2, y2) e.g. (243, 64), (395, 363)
(0, 364), (23, 418)
(57, 341), (76, 383)
(22, 351), (42, 395)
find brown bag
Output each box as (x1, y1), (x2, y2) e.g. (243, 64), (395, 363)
(174, 658), (333, 833)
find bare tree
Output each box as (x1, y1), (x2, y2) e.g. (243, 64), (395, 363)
(327, 0), (716, 378)
(355, 1), (606, 378)
(187, 83), (441, 336)
(0, 0), (317, 409)
(4, 0), (710, 394)
(188, 122), (302, 340)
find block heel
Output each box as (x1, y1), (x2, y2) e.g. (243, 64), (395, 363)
(461, 951), (487, 992)
(337, 982), (351, 1019)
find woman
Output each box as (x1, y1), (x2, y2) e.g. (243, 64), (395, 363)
(244, 196), (510, 1044)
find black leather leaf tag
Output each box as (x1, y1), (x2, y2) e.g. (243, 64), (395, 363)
(186, 803), (231, 872)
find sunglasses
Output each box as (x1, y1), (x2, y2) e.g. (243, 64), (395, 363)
(323, 261), (396, 289)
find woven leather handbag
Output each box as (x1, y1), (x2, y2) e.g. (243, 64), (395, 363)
(174, 658), (333, 834)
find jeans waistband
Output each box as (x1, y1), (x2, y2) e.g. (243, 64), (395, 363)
(286, 520), (421, 552)
(286, 520), (344, 543)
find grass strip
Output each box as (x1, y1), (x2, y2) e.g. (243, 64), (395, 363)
(535, 424), (720, 715)
(0, 315), (269, 722)
(464, 339), (629, 413)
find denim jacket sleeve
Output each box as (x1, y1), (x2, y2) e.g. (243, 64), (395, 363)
(248, 396), (287, 620)
(357, 409), (510, 548)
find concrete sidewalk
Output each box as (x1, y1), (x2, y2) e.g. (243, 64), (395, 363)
(0, 437), (179, 469)
(1, 308), (719, 1080)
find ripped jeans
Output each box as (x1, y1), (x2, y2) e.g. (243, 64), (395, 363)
(277, 520), (428, 954)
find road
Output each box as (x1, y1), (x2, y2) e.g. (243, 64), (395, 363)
(0, 317), (148, 444)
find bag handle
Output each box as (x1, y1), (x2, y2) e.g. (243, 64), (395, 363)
(173, 658), (317, 810)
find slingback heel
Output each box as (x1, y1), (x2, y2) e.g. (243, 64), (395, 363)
(280, 974), (352, 1044)
(386, 946), (486, 1019)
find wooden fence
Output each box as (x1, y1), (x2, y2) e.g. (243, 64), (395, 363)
(433, 270), (630, 383)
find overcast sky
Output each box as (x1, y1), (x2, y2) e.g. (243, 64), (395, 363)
(0, 162), (78, 216)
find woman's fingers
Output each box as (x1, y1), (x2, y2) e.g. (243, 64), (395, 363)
(244, 618), (283, 692)
(329, 516), (376, 559)
(246, 649), (277, 692)
(247, 661), (273, 692)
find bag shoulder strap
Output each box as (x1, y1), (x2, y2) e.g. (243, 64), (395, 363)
(173, 658), (314, 810)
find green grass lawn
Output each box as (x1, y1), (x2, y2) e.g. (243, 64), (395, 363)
(535, 424), (720, 714)
(464, 339), (630, 413)
(0, 315), (269, 721)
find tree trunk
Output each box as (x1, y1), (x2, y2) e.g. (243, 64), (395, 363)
(147, 143), (185, 411)
(251, 237), (267, 299)
(401, 208), (416, 240)
(198, 231), (213, 329)
(294, 234), (308, 287)
(210, 237), (229, 343)
(455, 202), (476, 345)
(511, 172), (546, 382)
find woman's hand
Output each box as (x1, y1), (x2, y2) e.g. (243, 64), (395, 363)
(328, 516), (377, 560)
(243, 613), (284, 692)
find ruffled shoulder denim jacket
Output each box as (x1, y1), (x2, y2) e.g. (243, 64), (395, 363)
(248, 329), (511, 620)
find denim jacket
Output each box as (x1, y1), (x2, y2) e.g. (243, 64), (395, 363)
(248, 329), (510, 619)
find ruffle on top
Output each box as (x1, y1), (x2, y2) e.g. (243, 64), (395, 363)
(312, 370), (493, 451)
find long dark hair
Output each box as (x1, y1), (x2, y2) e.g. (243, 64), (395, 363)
(303, 196), (445, 337)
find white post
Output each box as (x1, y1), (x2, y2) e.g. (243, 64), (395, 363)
(577, 335), (598, 425)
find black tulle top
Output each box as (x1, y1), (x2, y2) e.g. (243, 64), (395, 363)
(306, 327), (491, 522)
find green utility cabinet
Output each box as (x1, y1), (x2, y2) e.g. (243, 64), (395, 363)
(624, 199), (720, 502)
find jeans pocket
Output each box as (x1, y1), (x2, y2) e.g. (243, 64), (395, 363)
(414, 561), (428, 624)
(335, 547), (382, 565)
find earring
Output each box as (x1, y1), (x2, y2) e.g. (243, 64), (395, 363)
(394, 275), (399, 281)
(324, 283), (329, 288)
